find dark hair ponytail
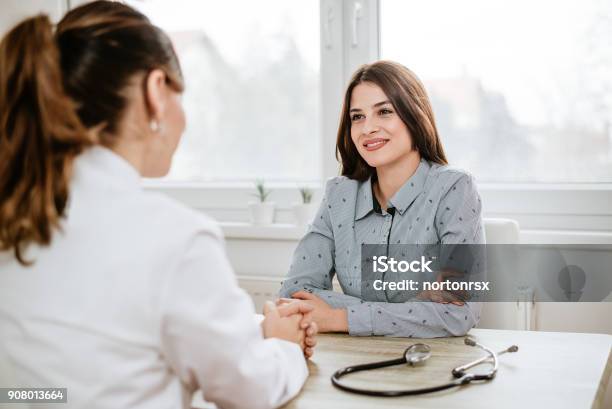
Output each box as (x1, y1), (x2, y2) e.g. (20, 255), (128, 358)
(0, 14), (91, 265)
(0, 1), (184, 265)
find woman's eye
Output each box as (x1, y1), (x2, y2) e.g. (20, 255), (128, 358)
(380, 108), (393, 115)
(351, 114), (364, 121)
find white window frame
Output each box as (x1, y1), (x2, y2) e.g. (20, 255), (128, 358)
(67, 0), (611, 234)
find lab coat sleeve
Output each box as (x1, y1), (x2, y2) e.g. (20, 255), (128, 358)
(159, 228), (308, 409)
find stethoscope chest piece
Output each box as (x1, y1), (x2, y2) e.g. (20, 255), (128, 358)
(404, 343), (431, 365)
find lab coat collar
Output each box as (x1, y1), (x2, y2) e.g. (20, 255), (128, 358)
(73, 145), (142, 190)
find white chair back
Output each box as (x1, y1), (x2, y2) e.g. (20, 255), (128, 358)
(477, 218), (523, 330)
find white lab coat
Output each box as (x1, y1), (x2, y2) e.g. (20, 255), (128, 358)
(0, 146), (307, 409)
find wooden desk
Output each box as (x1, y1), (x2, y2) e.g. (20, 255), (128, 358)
(283, 329), (611, 409)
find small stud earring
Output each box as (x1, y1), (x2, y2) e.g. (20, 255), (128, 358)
(150, 119), (160, 132)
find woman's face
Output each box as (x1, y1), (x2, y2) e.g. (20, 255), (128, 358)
(349, 81), (415, 169)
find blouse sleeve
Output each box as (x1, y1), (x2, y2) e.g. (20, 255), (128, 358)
(435, 173), (485, 245)
(279, 182), (363, 308)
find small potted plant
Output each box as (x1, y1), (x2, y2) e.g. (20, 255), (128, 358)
(248, 179), (275, 225)
(292, 187), (317, 226)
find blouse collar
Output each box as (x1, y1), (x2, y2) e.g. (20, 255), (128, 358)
(355, 159), (431, 220)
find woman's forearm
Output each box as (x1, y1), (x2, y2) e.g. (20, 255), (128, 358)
(346, 300), (481, 337)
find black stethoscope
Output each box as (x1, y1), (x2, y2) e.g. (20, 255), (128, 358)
(331, 338), (518, 396)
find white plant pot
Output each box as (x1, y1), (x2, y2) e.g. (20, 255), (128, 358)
(292, 203), (317, 226)
(248, 201), (276, 225)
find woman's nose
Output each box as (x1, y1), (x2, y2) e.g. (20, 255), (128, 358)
(362, 116), (380, 135)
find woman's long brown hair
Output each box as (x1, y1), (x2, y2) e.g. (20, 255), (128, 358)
(336, 61), (448, 181)
(0, 1), (184, 265)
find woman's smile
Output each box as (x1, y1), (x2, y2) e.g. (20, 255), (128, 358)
(363, 137), (389, 151)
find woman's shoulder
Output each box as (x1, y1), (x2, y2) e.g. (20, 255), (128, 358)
(323, 175), (362, 201)
(428, 162), (477, 186)
(426, 163), (480, 202)
(324, 175), (356, 187)
(323, 175), (360, 191)
(135, 190), (222, 240)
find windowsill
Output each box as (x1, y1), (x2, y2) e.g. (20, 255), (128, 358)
(144, 182), (612, 232)
(219, 221), (308, 240)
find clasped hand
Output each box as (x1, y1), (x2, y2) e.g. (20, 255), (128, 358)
(261, 301), (318, 358)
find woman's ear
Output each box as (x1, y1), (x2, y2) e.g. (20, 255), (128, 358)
(144, 69), (167, 125)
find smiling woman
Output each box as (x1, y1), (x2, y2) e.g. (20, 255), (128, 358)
(337, 61), (448, 183)
(279, 61), (485, 338)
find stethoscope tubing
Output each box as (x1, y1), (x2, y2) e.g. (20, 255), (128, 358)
(331, 355), (475, 397)
(330, 339), (517, 397)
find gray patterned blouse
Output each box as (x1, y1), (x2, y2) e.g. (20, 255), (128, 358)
(279, 159), (485, 337)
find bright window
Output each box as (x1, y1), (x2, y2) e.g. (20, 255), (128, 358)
(380, 0), (612, 183)
(125, 0), (321, 183)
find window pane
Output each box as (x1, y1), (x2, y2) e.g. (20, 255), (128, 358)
(126, 0), (321, 182)
(381, 0), (612, 183)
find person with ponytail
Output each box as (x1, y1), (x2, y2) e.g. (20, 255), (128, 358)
(0, 2), (316, 408)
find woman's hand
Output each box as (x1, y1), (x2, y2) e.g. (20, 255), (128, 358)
(261, 301), (306, 346)
(417, 269), (466, 305)
(262, 301), (318, 358)
(276, 301), (319, 358)
(290, 291), (348, 333)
